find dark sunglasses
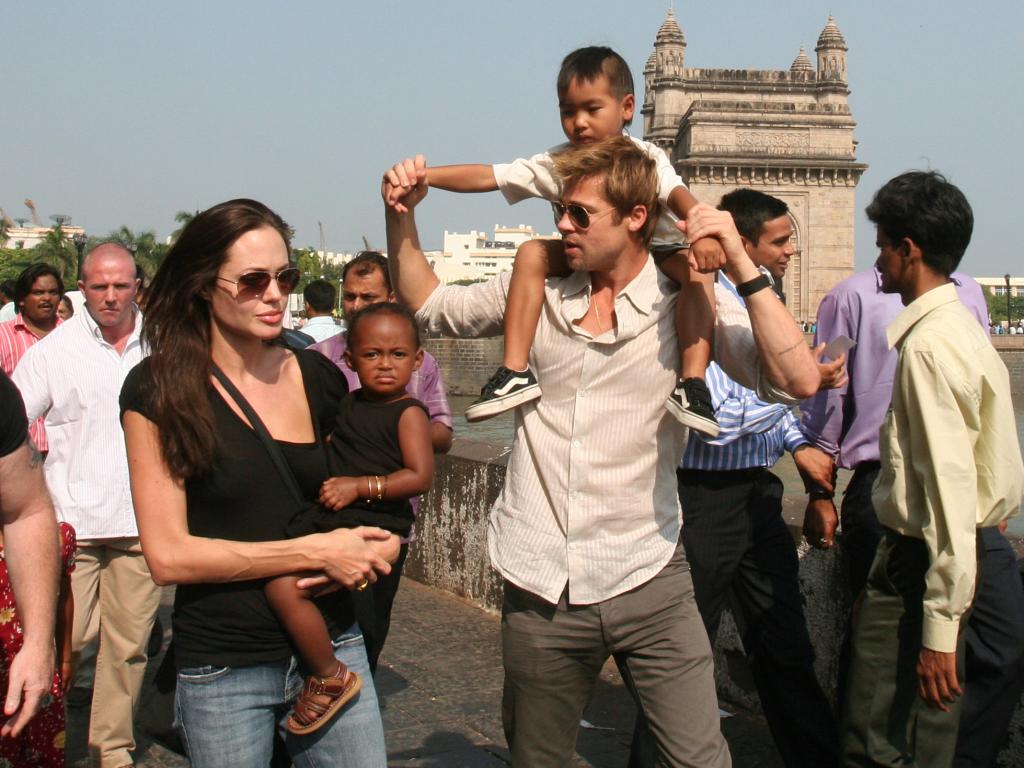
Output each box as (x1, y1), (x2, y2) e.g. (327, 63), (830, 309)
(551, 201), (616, 230)
(216, 267), (301, 294)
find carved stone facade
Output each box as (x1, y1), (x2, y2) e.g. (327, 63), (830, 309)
(643, 12), (866, 321)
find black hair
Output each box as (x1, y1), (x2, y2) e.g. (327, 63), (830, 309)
(865, 171), (973, 276)
(303, 279), (336, 313)
(557, 46), (634, 122)
(718, 189), (790, 244)
(342, 251), (391, 290)
(14, 263), (65, 305)
(346, 302), (420, 350)
(0, 280), (15, 301)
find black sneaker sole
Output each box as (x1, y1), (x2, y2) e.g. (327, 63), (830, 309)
(664, 396), (721, 437)
(465, 384), (542, 423)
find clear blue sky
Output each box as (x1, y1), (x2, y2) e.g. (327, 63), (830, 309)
(3, 0), (1020, 275)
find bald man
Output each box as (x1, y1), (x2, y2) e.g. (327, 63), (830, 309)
(13, 244), (161, 767)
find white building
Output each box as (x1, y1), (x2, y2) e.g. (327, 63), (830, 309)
(433, 224), (557, 284)
(977, 276), (1024, 297)
(2, 223), (85, 250)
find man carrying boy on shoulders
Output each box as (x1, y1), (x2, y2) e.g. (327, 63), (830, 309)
(383, 136), (819, 767)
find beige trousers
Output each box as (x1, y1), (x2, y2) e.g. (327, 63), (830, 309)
(72, 538), (161, 767)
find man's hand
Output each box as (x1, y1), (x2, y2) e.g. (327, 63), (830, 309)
(802, 498), (838, 550)
(917, 648), (962, 711)
(678, 204), (759, 284)
(814, 343), (848, 391)
(2, 641), (53, 737)
(687, 236), (727, 274)
(792, 445), (835, 494)
(382, 155), (429, 214)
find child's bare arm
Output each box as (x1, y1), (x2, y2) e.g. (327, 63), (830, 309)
(427, 165), (498, 193)
(667, 186), (727, 273)
(391, 406), (435, 498)
(383, 160), (497, 213)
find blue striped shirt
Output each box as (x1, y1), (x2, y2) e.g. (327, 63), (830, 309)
(680, 272), (807, 471)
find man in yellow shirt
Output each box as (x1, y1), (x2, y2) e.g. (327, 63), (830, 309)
(842, 171), (1024, 767)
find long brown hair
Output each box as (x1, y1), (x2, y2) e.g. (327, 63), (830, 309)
(142, 199), (291, 478)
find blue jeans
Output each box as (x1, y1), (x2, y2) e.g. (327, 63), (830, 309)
(174, 624), (387, 767)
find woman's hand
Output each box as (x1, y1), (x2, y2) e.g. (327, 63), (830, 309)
(296, 527), (394, 591)
(367, 532), (402, 565)
(319, 476), (361, 511)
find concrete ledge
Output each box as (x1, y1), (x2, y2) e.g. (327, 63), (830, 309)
(409, 437), (1024, 765)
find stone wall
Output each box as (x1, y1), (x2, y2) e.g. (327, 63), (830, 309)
(409, 438), (1024, 766)
(422, 336), (504, 396)
(993, 336), (1024, 393)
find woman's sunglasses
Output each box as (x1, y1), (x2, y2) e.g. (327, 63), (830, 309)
(551, 201), (616, 230)
(216, 267), (301, 294)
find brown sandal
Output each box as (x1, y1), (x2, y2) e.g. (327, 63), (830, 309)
(285, 661), (362, 736)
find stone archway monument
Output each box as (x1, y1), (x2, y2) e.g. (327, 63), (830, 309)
(642, 11), (867, 322)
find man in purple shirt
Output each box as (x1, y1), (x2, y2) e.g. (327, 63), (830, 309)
(801, 266), (1024, 767)
(311, 250), (453, 672)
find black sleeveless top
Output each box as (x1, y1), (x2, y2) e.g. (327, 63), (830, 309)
(288, 391), (428, 537)
(120, 350), (352, 668)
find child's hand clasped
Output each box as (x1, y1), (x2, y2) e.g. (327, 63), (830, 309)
(688, 236), (727, 274)
(319, 477), (361, 511)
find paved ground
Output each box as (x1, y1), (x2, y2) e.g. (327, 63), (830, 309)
(67, 579), (783, 767)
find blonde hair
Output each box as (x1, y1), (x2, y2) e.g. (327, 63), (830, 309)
(550, 135), (662, 245)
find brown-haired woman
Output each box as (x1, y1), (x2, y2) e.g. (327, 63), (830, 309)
(120, 198), (392, 767)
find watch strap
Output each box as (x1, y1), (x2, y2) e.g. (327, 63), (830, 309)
(736, 274), (772, 298)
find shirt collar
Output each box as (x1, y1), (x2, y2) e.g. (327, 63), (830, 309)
(560, 257), (661, 315)
(79, 303), (142, 345)
(305, 315), (335, 326)
(885, 282), (960, 349)
(12, 313), (62, 336)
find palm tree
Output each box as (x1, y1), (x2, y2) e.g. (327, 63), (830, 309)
(103, 226), (167, 279)
(169, 210), (199, 244)
(32, 226), (78, 280)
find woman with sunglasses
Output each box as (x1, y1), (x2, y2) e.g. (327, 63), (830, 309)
(120, 198), (392, 767)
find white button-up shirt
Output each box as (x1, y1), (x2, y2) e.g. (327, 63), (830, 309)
(418, 260), (793, 604)
(12, 306), (146, 540)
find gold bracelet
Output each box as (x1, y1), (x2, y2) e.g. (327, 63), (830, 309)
(375, 475), (384, 502)
(364, 476), (372, 505)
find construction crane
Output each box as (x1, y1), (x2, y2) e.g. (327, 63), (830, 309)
(24, 199), (42, 226)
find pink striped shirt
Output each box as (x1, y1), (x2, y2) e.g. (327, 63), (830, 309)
(0, 314), (61, 452)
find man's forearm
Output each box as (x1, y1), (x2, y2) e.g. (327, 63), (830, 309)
(385, 207), (439, 313)
(744, 287), (819, 399)
(4, 496), (59, 653)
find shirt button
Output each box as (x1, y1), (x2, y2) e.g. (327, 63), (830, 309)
(578, 389), (587, 398)
(572, 439), (582, 448)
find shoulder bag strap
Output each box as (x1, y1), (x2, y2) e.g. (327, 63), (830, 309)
(210, 363), (306, 507)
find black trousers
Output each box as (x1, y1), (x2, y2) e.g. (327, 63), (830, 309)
(840, 464), (1024, 767)
(352, 542), (409, 674)
(629, 468), (839, 768)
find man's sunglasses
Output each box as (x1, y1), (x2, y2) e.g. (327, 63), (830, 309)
(551, 201), (616, 230)
(216, 267), (301, 294)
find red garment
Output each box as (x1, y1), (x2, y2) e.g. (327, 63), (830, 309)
(0, 315), (61, 453)
(0, 522), (76, 767)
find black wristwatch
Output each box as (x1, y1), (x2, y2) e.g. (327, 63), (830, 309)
(736, 274), (772, 298)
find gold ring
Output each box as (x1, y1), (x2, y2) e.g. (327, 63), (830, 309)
(356, 580), (369, 591)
